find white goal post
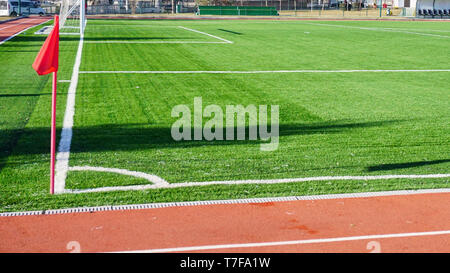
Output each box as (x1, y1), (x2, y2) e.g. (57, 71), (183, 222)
(59, 0), (86, 36)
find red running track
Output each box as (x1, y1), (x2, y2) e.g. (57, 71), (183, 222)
(0, 192), (449, 253)
(0, 17), (51, 44)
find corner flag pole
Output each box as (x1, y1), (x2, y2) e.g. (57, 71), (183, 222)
(50, 71), (57, 194)
(32, 15), (60, 194)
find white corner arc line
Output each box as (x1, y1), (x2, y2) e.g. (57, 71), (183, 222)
(69, 166), (169, 187)
(178, 26), (233, 44)
(78, 69), (450, 74)
(0, 19), (51, 45)
(117, 230), (450, 253)
(54, 34), (84, 194)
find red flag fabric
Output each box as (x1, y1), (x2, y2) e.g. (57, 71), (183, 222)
(32, 16), (59, 76)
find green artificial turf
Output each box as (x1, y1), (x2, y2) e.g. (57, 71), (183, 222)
(0, 19), (449, 212)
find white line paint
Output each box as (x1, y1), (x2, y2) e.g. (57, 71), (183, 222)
(0, 19), (51, 45)
(383, 27), (450, 33)
(58, 80), (71, 83)
(117, 230), (450, 253)
(79, 69), (450, 74)
(304, 22), (450, 39)
(63, 171), (450, 194)
(178, 26), (233, 44)
(84, 41), (228, 44)
(2, 188), (450, 217)
(54, 35), (84, 194)
(69, 166), (169, 187)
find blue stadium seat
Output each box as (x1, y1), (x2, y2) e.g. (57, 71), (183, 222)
(418, 9), (423, 16)
(423, 9), (428, 15)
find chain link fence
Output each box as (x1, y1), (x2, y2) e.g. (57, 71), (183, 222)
(39, 0), (417, 18)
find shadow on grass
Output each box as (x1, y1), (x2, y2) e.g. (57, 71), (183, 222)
(0, 119), (404, 171)
(367, 159), (450, 172)
(218, 29), (243, 35)
(0, 93), (51, 97)
(5, 35), (198, 43)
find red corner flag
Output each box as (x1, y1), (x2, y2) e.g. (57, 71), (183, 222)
(32, 16), (59, 75)
(33, 16), (60, 194)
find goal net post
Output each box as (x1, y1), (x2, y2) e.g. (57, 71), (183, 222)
(59, 0), (86, 36)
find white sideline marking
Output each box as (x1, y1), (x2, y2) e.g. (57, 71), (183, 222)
(79, 69), (450, 74)
(63, 173), (450, 194)
(69, 166), (169, 187)
(54, 34), (84, 194)
(117, 229), (450, 253)
(178, 26), (234, 44)
(304, 22), (450, 39)
(0, 19), (51, 45)
(58, 80), (71, 83)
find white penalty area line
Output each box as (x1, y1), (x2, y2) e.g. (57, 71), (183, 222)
(117, 229), (450, 253)
(178, 26), (233, 44)
(83, 26), (233, 44)
(78, 69), (450, 74)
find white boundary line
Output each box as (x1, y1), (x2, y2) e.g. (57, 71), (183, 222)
(0, 19), (51, 46)
(304, 22), (450, 39)
(79, 69), (450, 74)
(54, 34), (84, 194)
(2, 188), (450, 217)
(117, 229), (450, 253)
(62, 171), (450, 194)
